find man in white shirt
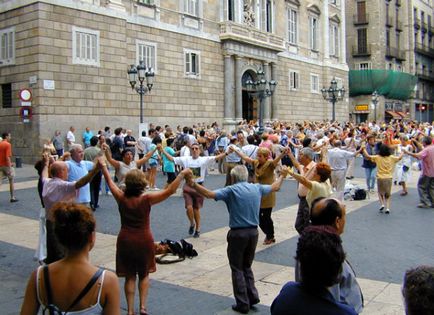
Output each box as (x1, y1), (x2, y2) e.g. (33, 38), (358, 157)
(66, 126), (76, 150)
(160, 142), (227, 238)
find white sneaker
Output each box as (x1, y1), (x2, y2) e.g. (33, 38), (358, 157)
(379, 205), (384, 212)
(385, 209), (390, 214)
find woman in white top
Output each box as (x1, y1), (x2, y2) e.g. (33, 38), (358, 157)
(20, 202), (120, 315)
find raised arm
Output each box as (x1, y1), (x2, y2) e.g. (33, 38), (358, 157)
(148, 168), (191, 205)
(41, 153), (50, 180)
(75, 162), (100, 189)
(232, 147), (255, 165)
(100, 159), (123, 200)
(287, 167), (313, 190)
(189, 180), (216, 199)
(287, 150), (303, 173)
(271, 147), (288, 167)
(159, 146), (175, 162)
(270, 167), (289, 192)
(102, 143), (120, 169)
(136, 144), (159, 168)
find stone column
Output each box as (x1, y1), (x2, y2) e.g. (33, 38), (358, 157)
(223, 54), (236, 130)
(263, 62), (271, 122)
(235, 56), (243, 123)
(271, 62), (278, 120)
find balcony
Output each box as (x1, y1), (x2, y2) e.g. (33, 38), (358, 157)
(352, 44), (371, 57)
(414, 18), (421, 29)
(415, 43), (434, 57)
(353, 14), (369, 25)
(395, 20), (403, 32)
(385, 46), (406, 60)
(219, 21), (285, 52)
(386, 16), (393, 27)
(416, 69), (434, 82)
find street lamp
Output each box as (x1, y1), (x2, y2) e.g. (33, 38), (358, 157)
(371, 90), (379, 121)
(245, 69), (277, 133)
(127, 60), (155, 124)
(321, 77), (345, 121)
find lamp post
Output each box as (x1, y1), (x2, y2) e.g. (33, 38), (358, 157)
(321, 77), (345, 122)
(127, 60), (155, 124)
(371, 90), (379, 121)
(245, 69), (277, 133)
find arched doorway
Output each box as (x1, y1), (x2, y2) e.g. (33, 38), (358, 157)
(242, 70), (258, 123)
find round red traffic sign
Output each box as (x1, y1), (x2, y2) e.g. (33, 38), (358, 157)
(19, 89), (32, 102)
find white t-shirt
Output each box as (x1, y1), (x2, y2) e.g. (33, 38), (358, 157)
(173, 156), (216, 183)
(242, 144), (258, 160)
(66, 131), (75, 144)
(180, 146), (191, 157)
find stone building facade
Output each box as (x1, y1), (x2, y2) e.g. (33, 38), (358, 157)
(346, 0), (433, 123)
(0, 0), (348, 161)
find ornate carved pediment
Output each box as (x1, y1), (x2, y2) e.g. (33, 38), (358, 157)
(307, 3), (321, 15)
(285, 0), (301, 6)
(330, 13), (341, 24)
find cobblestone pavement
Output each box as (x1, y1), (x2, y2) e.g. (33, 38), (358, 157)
(1, 158), (433, 315)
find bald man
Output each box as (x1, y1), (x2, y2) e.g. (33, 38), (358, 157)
(41, 154), (100, 263)
(295, 197), (364, 314)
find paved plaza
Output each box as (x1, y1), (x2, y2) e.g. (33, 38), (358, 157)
(1, 158), (433, 315)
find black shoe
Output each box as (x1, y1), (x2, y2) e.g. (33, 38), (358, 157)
(232, 304), (249, 314)
(188, 225), (195, 235)
(193, 230), (200, 238)
(10, 198), (18, 203)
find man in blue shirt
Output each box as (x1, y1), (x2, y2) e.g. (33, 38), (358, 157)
(66, 144), (94, 205)
(187, 165), (288, 314)
(82, 127), (94, 148)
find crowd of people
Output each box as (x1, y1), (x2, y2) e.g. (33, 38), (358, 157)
(9, 118), (434, 314)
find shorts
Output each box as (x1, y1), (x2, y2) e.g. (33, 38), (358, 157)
(377, 178), (392, 197)
(183, 183), (204, 209)
(149, 160), (158, 168)
(167, 172), (176, 184)
(0, 166), (15, 180)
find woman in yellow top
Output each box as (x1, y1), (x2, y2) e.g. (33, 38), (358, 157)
(362, 143), (403, 214)
(232, 146), (288, 245)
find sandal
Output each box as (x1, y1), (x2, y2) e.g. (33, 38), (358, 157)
(140, 308), (149, 315)
(263, 238), (276, 245)
(400, 191), (408, 196)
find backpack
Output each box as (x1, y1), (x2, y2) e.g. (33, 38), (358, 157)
(353, 188), (367, 200)
(175, 134), (187, 151)
(156, 239), (198, 264)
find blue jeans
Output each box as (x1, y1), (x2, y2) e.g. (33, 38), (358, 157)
(364, 167), (377, 190)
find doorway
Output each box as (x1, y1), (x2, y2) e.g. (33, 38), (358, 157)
(241, 70), (258, 123)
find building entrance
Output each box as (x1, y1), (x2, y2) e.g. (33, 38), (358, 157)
(241, 70), (258, 123)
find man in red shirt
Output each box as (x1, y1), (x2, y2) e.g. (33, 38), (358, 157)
(0, 132), (18, 202)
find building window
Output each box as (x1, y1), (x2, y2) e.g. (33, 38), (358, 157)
(266, 0), (273, 32)
(228, 0), (235, 21)
(72, 26), (100, 66)
(184, 49), (200, 77)
(309, 16), (319, 51)
(396, 32), (400, 50)
(1, 83), (12, 108)
(287, 8), (298, 45)
(310, 74), (319, 93)
(386, 30), (390, 47)
(289, 70), (299, 90)
(330, 23), (339, 57)
(358, 62), (371, 70)
(184, 0), (198, 16)
(136, 41), (157, 72)
(0, 27), (15, 66)
(357, 28), (368, 53)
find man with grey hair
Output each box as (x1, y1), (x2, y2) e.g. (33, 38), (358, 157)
(286, 147), (317, 234)
(187, 165), (289, 314)
(66, 144), (94, 205)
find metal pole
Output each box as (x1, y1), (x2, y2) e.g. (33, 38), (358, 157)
(332, 98), (336, 121)
(139, 84), (144, 124)
(374, 101), (377, 121)
(258, 94), (264, 133)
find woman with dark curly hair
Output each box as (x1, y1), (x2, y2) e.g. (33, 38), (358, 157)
(101, 164), (191, 315)
(286, 162), (333, 209)
(20, 202), (120, 315)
